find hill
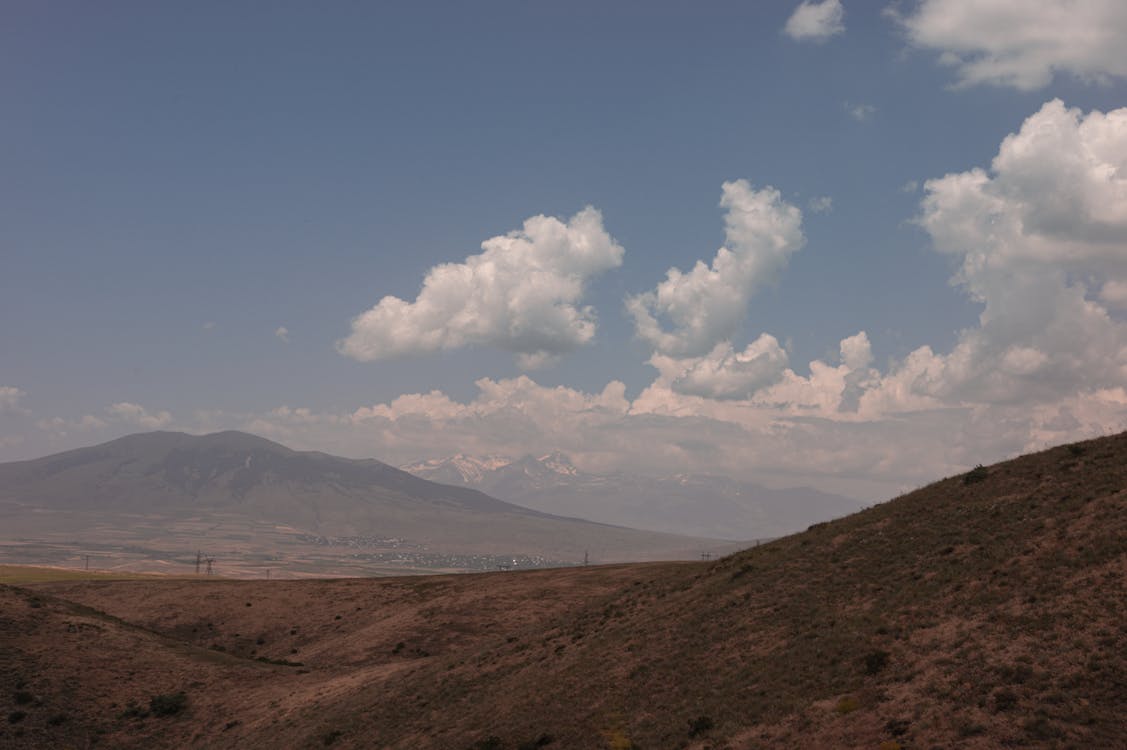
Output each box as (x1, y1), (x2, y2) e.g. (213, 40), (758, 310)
(0, 431), (736, 574)
(3, 432), (1125, 748)
(403, 452), (865, 539)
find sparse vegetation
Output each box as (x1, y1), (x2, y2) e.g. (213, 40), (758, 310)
(864, 649), (890, 675)
(149, 691), (187, 717)
(686, 715), (713, 737)
(963, 464), (989, 484)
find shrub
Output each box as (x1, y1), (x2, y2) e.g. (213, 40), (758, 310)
(993, 689), (1018, 712)
(13, 691), (34, 705)
(963, 465), (988, 484)
(323, 729), (344, 746)
(835, 696), (860, 714)
(468, 737), (504, 750)
(864, 649), (890, 675)
(687, 715), (713, 738)
(149, 691), (187, 717)
(878, 742), (902, 750)
(884, 718), (909, 736)
(47, 713), (68, 726)
(7, 711), (26, 724)
(517, 734), (554, 749)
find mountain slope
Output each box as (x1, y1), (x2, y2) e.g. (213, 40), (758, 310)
(404, 452), (865, 539)
(0, 431), (735, 570)
(8, 432), (1126, 748)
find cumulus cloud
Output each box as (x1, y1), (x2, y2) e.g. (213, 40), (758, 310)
(0, 386), (27, 413)
(896, 0), (1127, 90)
(275, 326), (289, 342)
(784, 0), (845, 42)
(338, 207), (624, 368)
(650, 335), (790, 400)
(897, 99), (1127, 406)
(627, 180), (804, 358)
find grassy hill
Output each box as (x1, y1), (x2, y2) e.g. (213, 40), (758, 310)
(3, 433), (1125, 748)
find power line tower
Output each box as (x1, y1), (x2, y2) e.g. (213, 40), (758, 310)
(195, 550), (202, 575)
(700, 552), (713, 561)
(583, 550), (589, 566)
(205, 557), (215, 576)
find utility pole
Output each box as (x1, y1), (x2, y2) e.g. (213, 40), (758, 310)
(85, 555), (90, 571)
(583, 550), (589, 566)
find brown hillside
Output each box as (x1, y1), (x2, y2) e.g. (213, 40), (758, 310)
(4, 433), (1126, 749)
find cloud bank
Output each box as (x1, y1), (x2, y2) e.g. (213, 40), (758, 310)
(338, 207), (624, 369)
(226, 100), (1127, 497)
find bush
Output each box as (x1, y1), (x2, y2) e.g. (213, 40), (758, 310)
(835, 696), (860, 714)
(13, 690), (34, 705)
(468, 737), (504, 750)
(864, 649), (890, 675)
(963, 465), (988, 484)
(687, 715), (713, 738)
(323, 729), (344, 746)
(7, 711), (26, 724)
(517, 735), (554, 750)
(149, 691), (187, 717)
(993, 689), (1018, 712)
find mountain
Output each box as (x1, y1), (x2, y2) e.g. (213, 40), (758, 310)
(403, 451), (866, 539)
(6, 432), (1125, 748)
(0, 431), (738, 574)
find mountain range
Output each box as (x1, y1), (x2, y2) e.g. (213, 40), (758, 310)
(0, 431), (737, 575)
(403, 451), (866, 539)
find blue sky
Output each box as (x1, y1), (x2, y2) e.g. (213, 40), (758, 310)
(4, 1), (1127, 499)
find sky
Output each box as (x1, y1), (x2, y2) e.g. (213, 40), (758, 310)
(3, 0), (1127, 499)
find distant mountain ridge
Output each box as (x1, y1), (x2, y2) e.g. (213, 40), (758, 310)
(402, 452), (866, 539)
(0, 431), (734, 569)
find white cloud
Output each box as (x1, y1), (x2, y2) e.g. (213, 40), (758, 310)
(338, 207), (624, 368)
(899, 99), (1127, 406)
(106, 402), (173, 429)
(897, 0), (1127, 90)
(845, 102), (876, 122)
(0, 386), (26, 413)
(784, 0), (845, 42)
(275, 326), (290, 342)
(808, 196), (834, 214)
(627, 180), (805, 358)
(202, 321), (216, 331)
(650, 335), (790, 400)
(900, 180), (920, 194)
